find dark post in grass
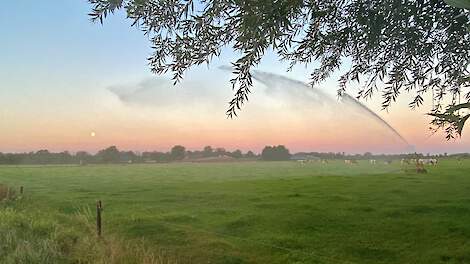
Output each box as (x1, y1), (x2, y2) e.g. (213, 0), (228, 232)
(20, 186), (23, 195)
(96, 200), (102, 237)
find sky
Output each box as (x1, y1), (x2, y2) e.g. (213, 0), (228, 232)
(1, 1), (469, 154)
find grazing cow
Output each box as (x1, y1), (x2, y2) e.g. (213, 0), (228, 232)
(369, 159), (376, 164)
(401, 159), (410, 165)
(297, 160), (306, 165)
(384, 160), (392, 165)
(344, 159), (352, 164)
(321, 159), (328, 164)
(416, 162), (427, 173)
(418, 158), (438, 165)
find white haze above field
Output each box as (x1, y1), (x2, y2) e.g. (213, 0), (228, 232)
(105, 68), (415, 154)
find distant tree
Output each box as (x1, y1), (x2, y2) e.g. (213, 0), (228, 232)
(215, 147), (226, 157)
(261, 145), (291, 161)
(9, 153), (23, 164)
(202, 146), (214, 157)
(244, 150), (256, 158)
(230, 149), (243, 159)
(143, 151), (171, 162)
(35, 150), (51, 164)
(142, 151), (152, 161)
(120, 151), (138, 163)
(58, 151), (73, 164)
(89, 0), (470, 138)
(97, 146), (120, 163)
(261, 146), (273, 161)
(76, 151), (93, 164)
(170, 145), (186, 160)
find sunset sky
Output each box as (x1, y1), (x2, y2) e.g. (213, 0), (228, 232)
(1, 1), (469, 154)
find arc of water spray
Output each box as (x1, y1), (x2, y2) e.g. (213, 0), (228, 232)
(340, 94), (410, 146)
(219, 66), (412, 149)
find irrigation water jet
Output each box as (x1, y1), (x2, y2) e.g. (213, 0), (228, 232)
(220, 66), (412, 150)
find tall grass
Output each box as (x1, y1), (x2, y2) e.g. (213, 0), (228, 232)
(0, 183), (15, 201)
(0, 200), (176, 264)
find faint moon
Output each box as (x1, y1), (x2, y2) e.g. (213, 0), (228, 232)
(90, 132), (96, 137)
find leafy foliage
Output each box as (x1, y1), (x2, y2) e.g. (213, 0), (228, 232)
(89, 0), (470, 137)
(445, 0), (470, 9)
(429, 102), (470, 139)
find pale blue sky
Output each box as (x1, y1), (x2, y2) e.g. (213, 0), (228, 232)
(0, 1), (318, 111)
(0, 1), (151, 90)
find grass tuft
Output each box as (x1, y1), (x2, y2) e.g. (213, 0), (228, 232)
(0, 202), (176, 264)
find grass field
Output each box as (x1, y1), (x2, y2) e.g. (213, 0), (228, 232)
(1, 160), (470, 263)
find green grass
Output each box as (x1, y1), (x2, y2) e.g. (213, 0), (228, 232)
(1, 160), (470, 263)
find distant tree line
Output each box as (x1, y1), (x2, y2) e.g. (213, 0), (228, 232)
(0, 145), (259, 165)
(141, 145), (257, 163)
(0, 145), (464, 165)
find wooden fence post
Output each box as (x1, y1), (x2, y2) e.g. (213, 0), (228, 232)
(96, 200), (102, 237)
